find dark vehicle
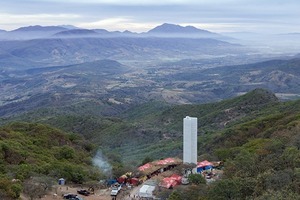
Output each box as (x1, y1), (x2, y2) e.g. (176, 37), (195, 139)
(63, 193), (84, 200)
(77, 189), (90, 196)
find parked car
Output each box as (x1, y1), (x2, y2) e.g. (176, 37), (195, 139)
(77, 189), (90, 196)
(63, 193), (84, 200)
(110, 183), (122, 196)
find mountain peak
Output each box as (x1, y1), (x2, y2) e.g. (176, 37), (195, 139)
(148, 23), (212, 35)
(238, 88), (279, 106)
(12, 25), (67, 32)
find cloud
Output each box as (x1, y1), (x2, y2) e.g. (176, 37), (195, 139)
(37, 0), (202, 5)
(78, 18), (158, 32)
(0, 13), (80, 30)
(180, 23), (241, 33)
(36, 0), (300, 7)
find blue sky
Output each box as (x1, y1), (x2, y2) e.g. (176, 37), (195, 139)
(0, 0), (299, 33)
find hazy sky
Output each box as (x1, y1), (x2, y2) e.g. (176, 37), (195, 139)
(0, 0), (299, 33)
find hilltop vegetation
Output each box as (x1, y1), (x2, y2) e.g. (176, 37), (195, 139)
(193, 102), (300, 199)
(0, 122), (101, 199)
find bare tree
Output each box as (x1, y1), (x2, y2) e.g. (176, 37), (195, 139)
(23, 176), (54, 200)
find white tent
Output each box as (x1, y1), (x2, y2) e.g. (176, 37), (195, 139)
(139, 185), (156, 198)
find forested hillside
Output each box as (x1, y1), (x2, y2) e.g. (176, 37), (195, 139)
(166, 90), (300, 199)
(0, 89), (287, 162)
(0, 122), (101, 199)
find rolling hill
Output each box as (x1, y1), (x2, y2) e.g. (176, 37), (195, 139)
(1, 57), (300, 120)
(53, 29), (100, 37)
(0, 89), (284, 161)
(0, 37), (241, 68)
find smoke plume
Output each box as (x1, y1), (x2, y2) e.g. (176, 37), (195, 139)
(92, 150), (112, 178)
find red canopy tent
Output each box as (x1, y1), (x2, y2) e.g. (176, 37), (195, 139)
(129, 178), (139, 186)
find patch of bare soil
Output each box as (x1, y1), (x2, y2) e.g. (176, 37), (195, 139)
(21, 185), (112, 200)
(21, 184), (140, 200)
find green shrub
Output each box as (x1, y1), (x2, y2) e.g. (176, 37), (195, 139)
(188, 174), (206, 185)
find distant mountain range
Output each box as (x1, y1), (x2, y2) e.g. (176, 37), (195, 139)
(0, 23), (247, 68)
(0, 37), (244, 68)
(1, 23), (299, 54)
(0, 23), (225, 40)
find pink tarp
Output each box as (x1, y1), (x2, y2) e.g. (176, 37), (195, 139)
(155, 157), (175, 165)
(161, 174), (182, 189)
(138, 157), (178, 172)
(170, 174), (182, 182)
(197, 160), (213, 168)
(161, 178), (177, 188)
(138, 163), (152, 171)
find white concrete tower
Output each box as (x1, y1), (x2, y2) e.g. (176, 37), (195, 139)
(183, 116), (198, 164)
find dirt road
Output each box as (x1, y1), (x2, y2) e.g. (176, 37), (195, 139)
(20, 185), (112, 200)
(20, 184), (141, 200)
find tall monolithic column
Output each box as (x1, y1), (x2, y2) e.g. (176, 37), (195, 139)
(183, 116), (197, 164)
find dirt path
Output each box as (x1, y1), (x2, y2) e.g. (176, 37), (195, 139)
(122, 185), (141, 200)
(19, 184), (142, 200)
(19, 182), (147, 200)
(22, 185), (113, 200)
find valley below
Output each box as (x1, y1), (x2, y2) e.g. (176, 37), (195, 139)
(1, 54), (300, 118)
